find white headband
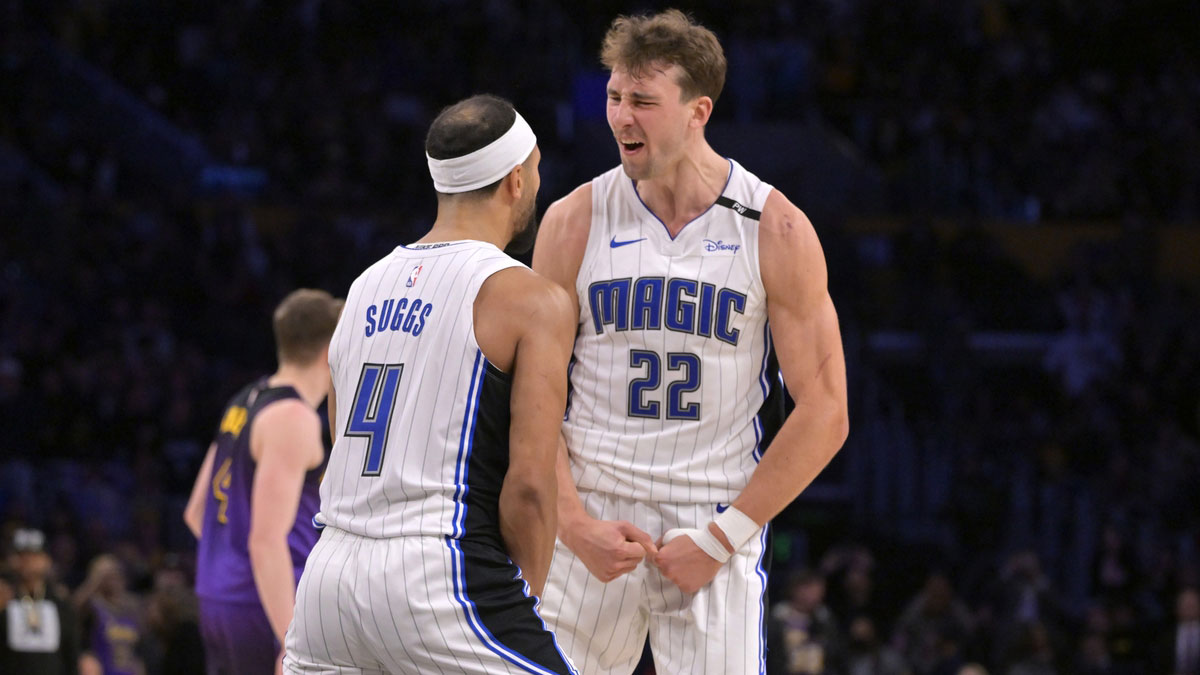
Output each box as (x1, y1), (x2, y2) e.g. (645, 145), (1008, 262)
(426, 110), (537, 194)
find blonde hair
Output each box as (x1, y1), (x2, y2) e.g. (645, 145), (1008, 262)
(600, 9), (726, 103)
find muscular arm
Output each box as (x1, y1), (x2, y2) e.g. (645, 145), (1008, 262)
(654, 191), (848, 593)
(730, 191), (849, 527)
(476, 268), (576, 597)
(247, 400), (325, 644)
(532, 185), (589, 530)
(184, 443), (217, 539)
(531, 182), (657, 581)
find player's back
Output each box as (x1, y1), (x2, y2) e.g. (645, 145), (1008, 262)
(195, 379), (325, 602)
(320, 241), (523, 545)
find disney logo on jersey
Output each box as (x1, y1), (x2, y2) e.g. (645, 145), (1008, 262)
(703, 239), (741, 254)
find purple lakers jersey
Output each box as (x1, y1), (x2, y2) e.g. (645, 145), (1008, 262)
(195, 378), (327, 603)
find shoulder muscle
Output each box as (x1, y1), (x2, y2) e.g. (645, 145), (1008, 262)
(759, 189), (827, 306)
(475, 267), (576, 373)
(532, 182), (593, 306)
(251, 399), (323, 469)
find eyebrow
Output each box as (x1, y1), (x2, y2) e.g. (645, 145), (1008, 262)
(607, 89), (658, 101)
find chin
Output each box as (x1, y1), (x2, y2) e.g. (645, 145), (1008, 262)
(620, 158), (651, 181)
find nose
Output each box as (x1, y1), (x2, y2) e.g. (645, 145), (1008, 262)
(609, 98), (634, 129)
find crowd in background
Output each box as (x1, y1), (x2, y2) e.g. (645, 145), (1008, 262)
(3, 1), (1199, 674)
(5, 0), (1198, 218)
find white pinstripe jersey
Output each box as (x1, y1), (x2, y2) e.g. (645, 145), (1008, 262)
(565, 159), (782, 504)
(320, 240), (522, 538)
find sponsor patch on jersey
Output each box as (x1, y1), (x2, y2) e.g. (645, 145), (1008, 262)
(406, 265), (423, 287)
(703, 239), (741, 254)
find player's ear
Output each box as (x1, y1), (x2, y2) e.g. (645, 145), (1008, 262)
(689, 95), (713, 128)
(506, 163), (525, 201)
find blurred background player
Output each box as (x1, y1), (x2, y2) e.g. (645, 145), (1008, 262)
(72, 554), (144, 675)
(533, 9), (849, 674)
(0, 528), (82, 675)
(284, 94), (577, 674)
(184, 288), (342, 675)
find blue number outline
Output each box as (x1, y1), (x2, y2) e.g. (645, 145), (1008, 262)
(345, 362), (405, 476)
(628, 350), (661, 418)
(627, 350), (702, 420)
(666, 352), (701, 420)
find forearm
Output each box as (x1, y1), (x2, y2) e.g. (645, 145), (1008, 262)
(499, 480), (557, 597)
(185, 445), (216, 539)
(554, 435), (588, 533)
(732, 399), (848, 527)
(248, 537), (297, 644)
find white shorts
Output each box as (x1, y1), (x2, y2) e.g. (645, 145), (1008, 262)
(539, 490), (769, 675)
(284, 526), (577, 675)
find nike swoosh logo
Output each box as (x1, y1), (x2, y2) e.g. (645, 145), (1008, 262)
(716, 503), (729, 513)
(610, 236), (647, 248)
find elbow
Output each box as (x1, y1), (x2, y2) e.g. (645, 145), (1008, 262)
(183, 510), (201, 539)
(501, 476), (557, 516)
(833, 405), (850, 448)
(246, 530), (280, 564)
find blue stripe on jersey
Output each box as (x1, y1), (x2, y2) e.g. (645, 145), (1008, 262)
(513, 567), (580, 675)
(755, 527), (770, 675)
(450, 351), (485, 538)
(447, 351), (573, 675)
(752, 322), (772, 462)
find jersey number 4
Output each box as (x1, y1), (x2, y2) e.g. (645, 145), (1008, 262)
(345, 363), (405, 476)
(628, 350), (700, 420)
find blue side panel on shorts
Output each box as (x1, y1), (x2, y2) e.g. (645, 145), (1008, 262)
(755, 527), (771, 675)
(446, 350), (577, 675)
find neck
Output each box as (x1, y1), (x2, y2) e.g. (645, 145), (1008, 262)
(418, 198), (512, 251)
(634, 140), (728, 233)
(20, 579), (46, 598)
(269, 363), (327, 408)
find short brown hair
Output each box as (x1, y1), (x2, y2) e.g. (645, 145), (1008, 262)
(600, 9), (726, 103)
(273, 289), (343, 365)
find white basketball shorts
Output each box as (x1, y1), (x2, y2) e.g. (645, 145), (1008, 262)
(539, 490), (769, 675)
(285, 526), (578, 675)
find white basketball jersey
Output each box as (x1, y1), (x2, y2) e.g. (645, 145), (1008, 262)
(565, 159), (785, 504)
(320, 240), (522, 539)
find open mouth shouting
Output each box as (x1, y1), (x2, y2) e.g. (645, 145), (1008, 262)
(619, 140), (645, 155)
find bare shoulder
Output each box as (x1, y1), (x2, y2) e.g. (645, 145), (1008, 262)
(475, 265), (576, 371)
(759, 189), (820, 252)
(481, 266), (574, 322)
(250, 398), (321, 462)
(758, 189), (828, 301)
(256, 397), (319, 428)
(542, 182), (594, 241)
(532, 182), (593, 294)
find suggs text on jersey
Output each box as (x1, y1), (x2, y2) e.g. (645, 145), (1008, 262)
(364, 297), (433, 337)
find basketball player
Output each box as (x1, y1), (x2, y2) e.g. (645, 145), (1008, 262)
(283, 95), (577, 675)
(184, 288), (342, 675)
(531, 10), (850, 674)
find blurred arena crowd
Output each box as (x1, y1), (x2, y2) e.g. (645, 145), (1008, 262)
(2, 1), (1198, 673)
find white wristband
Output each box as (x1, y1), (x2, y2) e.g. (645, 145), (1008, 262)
(661, 527), (731, 564)
(713, 506), (761, 554)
